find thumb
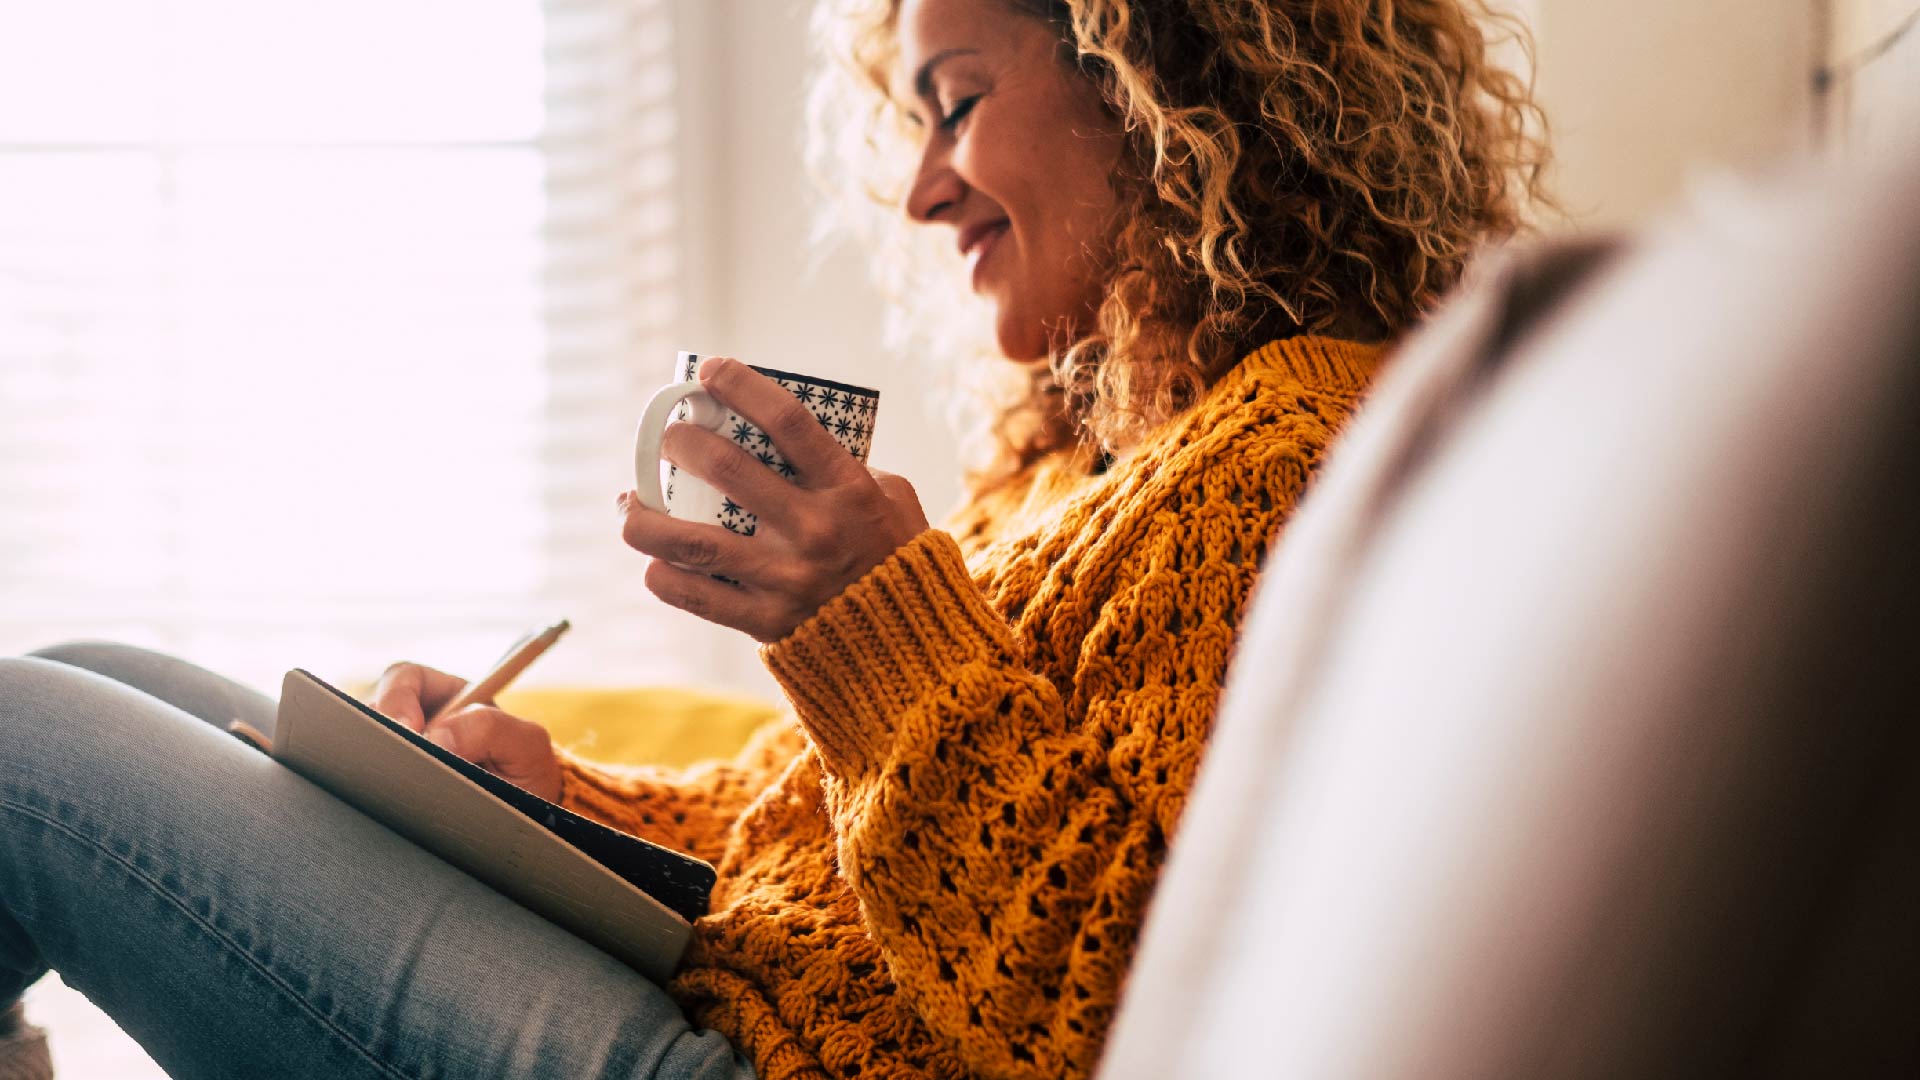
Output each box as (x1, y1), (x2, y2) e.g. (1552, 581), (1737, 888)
(867, 466), (918, 504)
(867, 466), (929, 531)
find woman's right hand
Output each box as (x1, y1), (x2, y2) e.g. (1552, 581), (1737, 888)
(367, 662), (563, 803)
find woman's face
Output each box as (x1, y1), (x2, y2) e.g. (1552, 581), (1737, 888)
(893, 0), (1124, 361)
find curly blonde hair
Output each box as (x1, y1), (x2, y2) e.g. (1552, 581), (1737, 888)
(808, 0), (1551, 491)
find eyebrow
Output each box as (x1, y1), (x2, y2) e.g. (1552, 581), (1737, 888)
(912, 47), (980, 100)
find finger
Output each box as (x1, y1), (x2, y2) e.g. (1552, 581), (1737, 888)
(619, 499), (769, 580)
(660, 422), (805, 534)
(643, 558), (791, 642)
(696, 357), (855, 487)
(867, 466), (913, 502)
(369, 662), (464, 732)
(868, 467), (932, 531)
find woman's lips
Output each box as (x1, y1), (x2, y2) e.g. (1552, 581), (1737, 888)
(963, 221), (1010, 290)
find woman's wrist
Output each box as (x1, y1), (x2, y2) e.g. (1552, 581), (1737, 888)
(762, 528), (1013, 780)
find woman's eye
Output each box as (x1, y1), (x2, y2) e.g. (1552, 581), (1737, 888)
(938, 95), (981, 132)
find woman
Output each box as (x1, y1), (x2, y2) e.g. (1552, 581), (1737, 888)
(0, 0), (1546, 1077)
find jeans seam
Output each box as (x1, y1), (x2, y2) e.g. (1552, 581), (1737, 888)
(0, 796), (415, 1080)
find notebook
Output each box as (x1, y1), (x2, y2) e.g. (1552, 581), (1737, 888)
(271, 668), (715, 982)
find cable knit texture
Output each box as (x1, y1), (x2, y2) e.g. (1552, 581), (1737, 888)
(558, 337), (1382, 1079)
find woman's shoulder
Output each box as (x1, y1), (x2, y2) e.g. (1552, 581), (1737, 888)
(1210, 336), (1385, 413)
(1129, 336), (1386, 469)
(948, 336), (1385, 555)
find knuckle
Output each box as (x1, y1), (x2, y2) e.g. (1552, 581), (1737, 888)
(474, 710), (515, 742)
(771, 559), (814, 596)
(676, 533), (723, 568)
(644, 561), (703, 616)
(705, 443), (748, 486)
(373, 662), (416, 703)
(677, 588), (711, 618)
(794, 515), (836, 554)
(855, 482), (891, 512)
(772, 402), (820, 444)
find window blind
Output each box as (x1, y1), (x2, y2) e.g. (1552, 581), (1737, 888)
(0, 0), (727, 694)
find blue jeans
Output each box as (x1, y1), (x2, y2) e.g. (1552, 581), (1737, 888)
(0, 643), (754, 1080)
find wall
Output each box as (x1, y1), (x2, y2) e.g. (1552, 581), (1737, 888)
(675, 0), (960, 694)
(675, 0), (961, 513)
(1822, 0), (1920, 154)
(1526, 0), (1817, 227)
(676, 0), (1862, 692)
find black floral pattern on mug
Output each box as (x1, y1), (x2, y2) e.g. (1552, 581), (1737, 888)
(664, 355), (877, 537)
(691, 370), (878, 537)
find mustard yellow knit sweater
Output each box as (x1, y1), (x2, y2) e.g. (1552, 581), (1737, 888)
(558, 336), (1382, 1079)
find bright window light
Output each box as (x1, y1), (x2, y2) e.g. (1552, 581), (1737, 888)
(0, 0), (697, 692)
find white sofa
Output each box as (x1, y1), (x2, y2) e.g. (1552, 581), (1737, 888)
(1102, 136), (1920, 1079)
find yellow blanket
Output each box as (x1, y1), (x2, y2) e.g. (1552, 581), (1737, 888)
(496, 685), (778, 769)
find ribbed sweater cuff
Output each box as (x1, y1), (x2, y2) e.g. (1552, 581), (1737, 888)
(762, 528), (1013, 783)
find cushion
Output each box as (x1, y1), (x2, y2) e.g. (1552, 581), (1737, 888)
(1102, 138), (1920, 1079)
(498, 686), (779, 769)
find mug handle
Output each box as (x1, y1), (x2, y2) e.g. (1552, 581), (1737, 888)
(633, 383), (727, 512)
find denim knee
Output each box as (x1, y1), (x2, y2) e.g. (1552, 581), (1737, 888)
(0, 655), (216, 804)
(0, 658), (90, 1001)
(0, 656), (94, 761)
(27, 639), (163, 680)
(22, 642), (276, 736)
(0, 655), (231, 998)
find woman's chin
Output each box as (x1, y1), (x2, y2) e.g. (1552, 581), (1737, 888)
(993, 313), (1051, 362)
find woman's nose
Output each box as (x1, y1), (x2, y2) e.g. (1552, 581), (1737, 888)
(903, 140), (964, 224)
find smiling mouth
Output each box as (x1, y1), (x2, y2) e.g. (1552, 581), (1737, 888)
(962, 221), (1009, 287)
(959, 220), (1009, 261)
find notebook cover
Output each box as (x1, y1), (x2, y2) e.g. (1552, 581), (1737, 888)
(273, 669), (715, 981)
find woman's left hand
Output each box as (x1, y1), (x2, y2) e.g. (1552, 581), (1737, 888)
(617, 356), (931, 643)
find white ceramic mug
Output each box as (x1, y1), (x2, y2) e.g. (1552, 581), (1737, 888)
(633, 352), (881, 536)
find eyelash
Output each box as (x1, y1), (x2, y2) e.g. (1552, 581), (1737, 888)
(938, 95), (981, 132)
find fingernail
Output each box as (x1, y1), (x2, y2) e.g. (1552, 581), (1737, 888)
(698, 356), (727, 382)
(615, 490), (632, 513)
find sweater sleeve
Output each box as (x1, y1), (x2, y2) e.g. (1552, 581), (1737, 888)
(761, 408), (1342, 1077)
(557, 717), (806, 865)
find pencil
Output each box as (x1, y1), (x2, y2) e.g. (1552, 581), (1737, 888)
(428, 619), (571, 724)
(227, 718), (275, 754)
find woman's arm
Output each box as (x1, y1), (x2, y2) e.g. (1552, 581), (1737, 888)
(763, 412), (1339, 1077)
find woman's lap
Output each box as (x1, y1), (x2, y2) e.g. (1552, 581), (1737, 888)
(0, 645), (750, 1080)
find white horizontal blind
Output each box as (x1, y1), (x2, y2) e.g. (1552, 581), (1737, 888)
(0, 0), (717, 694)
